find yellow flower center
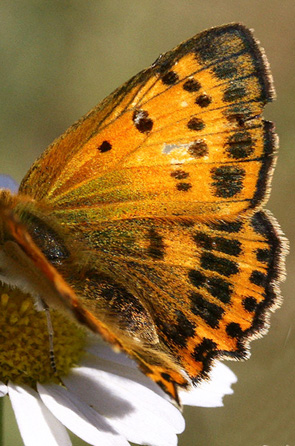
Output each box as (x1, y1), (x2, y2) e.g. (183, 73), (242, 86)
(0, 284), (87, 387)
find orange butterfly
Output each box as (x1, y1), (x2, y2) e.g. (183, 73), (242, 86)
(0, 23), (287, 404)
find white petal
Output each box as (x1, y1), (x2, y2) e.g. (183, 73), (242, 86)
(180, 362), (237, 407)
(0, 174), (19, 192)
(8, 382), (71, 446)
(82, 351), (167, 399)
(86, 338), (137, 368)
(63, 365), (184, 446)
(38, 383), (129, 446)
(80, 355), (183, 429)
(0, 382), (8, 397)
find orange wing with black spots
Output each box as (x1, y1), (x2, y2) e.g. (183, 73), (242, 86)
(21, 24), (275, 222)
(79, 210), (285, 387)
(2, 24), (286, 402)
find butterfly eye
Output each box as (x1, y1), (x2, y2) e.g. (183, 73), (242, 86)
(22, 213), (69, 264)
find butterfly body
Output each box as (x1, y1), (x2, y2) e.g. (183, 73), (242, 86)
(0, 24), (287, 403)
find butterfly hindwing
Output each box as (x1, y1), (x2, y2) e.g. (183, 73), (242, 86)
(76, 209), (284, 384)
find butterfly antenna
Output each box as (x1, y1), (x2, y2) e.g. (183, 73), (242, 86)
(43, 302), (57, 374)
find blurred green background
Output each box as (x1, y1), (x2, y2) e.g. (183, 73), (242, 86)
(1, 1), (294, 445)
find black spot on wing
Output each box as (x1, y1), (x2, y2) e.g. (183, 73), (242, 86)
(153, 310), (196, 349)
(206, 276), (233, 304)
(191, 292), (224, 328)
(225, 131), (254, 159)
(195, 94), (212, 108)
(192, 338), (217, 368)
(211, 165), (245, 198)
(98, 140), (112, 153)
(161, 70), (179, 85)
(188, 140), (208, 158)
(170, 169), (192, 191)
(188, 269), (206, 288)
(243, 296), (258, 312)
(188, 270), (232, 304)
(214, 237), (242, 256)
(201, 252), (239, 277)
(250, 270), (267, 287)
(176, 182), (192, 191)
(192, 231), (212, 250)
(226, 322), (243, 338)
(256, 248), (271, 263)
(170, 169), (189, 180)
(133, 109), (153, 133)
(193, 231), (242, 256)
(183, 78), (201, 92)
(187, 117), (205, 131)
(161, 372), (172, 382)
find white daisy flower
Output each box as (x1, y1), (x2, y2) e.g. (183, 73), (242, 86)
(0, 284), (236, 446)
(0, 175), (237, 446)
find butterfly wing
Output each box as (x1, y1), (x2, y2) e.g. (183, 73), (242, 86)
(87, 211), (285, 384)
(20, 24), (275, 222)
(16, 24), (287, 400)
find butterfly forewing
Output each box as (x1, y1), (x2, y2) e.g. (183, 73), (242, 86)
(20, 24), (275, 222)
